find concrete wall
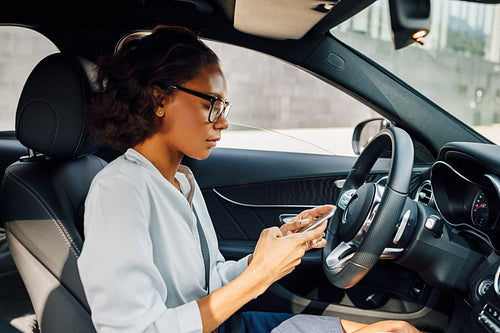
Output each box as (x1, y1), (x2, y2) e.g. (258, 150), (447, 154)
(206, 41), (378, 130)
(207, 33), (500, 131)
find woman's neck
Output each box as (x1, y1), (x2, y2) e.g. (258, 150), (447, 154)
(134, 139), (184, 191)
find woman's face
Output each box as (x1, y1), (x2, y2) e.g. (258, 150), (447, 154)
(158, 64), (229, 160)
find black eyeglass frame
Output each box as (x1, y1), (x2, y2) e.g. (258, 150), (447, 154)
(171, 85), (231, 123)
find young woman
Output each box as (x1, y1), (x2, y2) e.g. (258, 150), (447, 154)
(77, 25), (424, 333)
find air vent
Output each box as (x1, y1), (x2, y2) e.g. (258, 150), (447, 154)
(415, 181), (433, 205)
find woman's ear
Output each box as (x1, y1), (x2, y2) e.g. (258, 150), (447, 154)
(152, 86), (166, 117)
(152, 86), (165, 108)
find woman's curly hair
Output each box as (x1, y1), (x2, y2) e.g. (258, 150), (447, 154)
(87, 25), (220, 151)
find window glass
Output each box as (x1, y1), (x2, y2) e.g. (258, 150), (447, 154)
(332, 0), (500, 144)
(0, 26), (59, 131)
(205, 40), (378, 156)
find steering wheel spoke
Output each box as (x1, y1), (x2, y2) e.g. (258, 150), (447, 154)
(325, 241), (357, 272)
(337, 189), (357, 210)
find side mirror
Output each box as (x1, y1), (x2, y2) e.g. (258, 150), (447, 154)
(352, 118), (391, 155)
(389, 0), (431, 49)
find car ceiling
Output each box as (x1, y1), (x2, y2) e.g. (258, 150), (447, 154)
(1, 0), (372, 40)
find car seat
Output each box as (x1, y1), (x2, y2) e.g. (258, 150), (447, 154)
(0, 53), (107, 333)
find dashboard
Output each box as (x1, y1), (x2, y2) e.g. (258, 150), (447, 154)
(430, 143), (500, 251)
(424, 142), (500, 333)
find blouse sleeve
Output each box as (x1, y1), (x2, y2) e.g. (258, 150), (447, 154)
(215, 252), (250, 286)
(77, 177), (203, 333)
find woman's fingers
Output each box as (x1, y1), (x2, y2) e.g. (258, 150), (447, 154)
(285, 220), (328, 251)
(280, 219), (309, 235)
(281, 204), (336, 235)
(307, 237), (327, 249)
(265, 226), (283, 238)
(296, 204), (335, 222)
(299, 219), (328, 240)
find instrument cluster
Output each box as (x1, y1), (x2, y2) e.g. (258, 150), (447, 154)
(430, 161), (500, 249)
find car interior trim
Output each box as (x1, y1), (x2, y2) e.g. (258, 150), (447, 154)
(485, 174), (500, 198)
(494, 264), (500, 296)
(212, 189), (317, 209)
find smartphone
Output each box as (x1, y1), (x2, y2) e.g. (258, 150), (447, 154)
(300, 207), (336, 233)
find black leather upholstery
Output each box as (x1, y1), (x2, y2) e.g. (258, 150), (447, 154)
(16, 55), (102, 160)
(0, 54), (106, 333)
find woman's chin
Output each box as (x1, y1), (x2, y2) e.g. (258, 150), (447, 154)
(187, 149), (212, 161)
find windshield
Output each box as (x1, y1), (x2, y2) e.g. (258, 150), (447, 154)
(331, 0), (500, 144)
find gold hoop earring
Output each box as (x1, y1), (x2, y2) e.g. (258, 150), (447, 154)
(156, 109), (164, 117)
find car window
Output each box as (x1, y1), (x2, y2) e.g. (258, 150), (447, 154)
(331, 0), (500, 145)
(204, 40), (379, 156)
(0, 26), (59, 132)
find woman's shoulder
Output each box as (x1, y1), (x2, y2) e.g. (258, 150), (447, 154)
(91, 153), (147, 190)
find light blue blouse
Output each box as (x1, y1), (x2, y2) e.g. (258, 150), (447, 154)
(78, 149), (250, 333)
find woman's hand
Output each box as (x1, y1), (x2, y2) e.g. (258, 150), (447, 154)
(247, 218), (328, 295)
(279, 204), (335, 236)
(279, 204), (334, 251)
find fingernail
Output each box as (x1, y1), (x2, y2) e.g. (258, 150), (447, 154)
(312, 239), (318, 247)
(300, 219), (309, 225)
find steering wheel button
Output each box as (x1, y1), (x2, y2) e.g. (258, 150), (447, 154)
(424, 215), (443, 237)
(424, 216), (437, 229)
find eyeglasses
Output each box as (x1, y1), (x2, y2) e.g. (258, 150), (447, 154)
(171, 85), (231, 123)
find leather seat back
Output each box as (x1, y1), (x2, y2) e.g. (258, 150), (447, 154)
(0, 54), (106, 333)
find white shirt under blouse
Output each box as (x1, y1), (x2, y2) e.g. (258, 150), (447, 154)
(78, 148), (250, 333)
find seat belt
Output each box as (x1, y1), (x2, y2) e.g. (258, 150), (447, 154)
(193, 205), (210, 294)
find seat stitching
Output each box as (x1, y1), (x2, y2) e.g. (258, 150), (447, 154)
(48, 106), (60, 156)
(5, 171), (80, 258)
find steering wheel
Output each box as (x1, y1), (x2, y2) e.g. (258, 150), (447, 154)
(322, 127), (414, 289)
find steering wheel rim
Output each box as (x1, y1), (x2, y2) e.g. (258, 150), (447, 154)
(322, 127), (414, 289)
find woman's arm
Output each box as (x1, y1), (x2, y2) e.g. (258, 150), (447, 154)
(198, 223), (328, 332)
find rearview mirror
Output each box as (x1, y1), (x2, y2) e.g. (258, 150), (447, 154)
(352, 118), (391, 155)
(389, 0), (431, 49)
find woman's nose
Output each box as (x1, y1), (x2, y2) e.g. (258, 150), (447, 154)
(214, 114), (229, 130)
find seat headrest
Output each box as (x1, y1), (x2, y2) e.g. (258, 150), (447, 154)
(16, 54), (102, 160)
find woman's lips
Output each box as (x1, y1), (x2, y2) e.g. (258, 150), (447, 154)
(207, 137), (220, 147)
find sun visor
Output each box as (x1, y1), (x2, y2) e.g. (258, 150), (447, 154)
(232, 0), (340, 40)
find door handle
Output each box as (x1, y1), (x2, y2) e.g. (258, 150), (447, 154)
(278, 214), (297, 224)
